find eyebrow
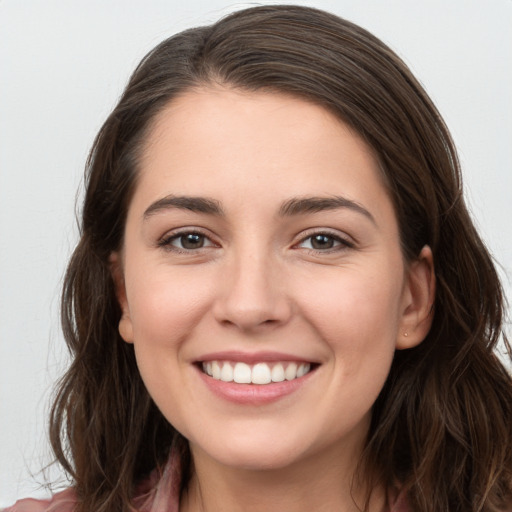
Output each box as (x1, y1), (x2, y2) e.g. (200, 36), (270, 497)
(279, 196), (376, 224)
(143, 195), (224, 219)
(143, 194), (375, 225)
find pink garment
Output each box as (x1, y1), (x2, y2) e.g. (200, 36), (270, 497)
(2, 455), (181, 512)
(3, 455), (408, 512)
(2, 455), (180, 512)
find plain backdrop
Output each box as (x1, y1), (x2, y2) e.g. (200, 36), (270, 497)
(1, 0), (511, 505)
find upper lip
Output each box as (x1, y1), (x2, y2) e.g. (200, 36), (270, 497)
(195, 350), (319, 364)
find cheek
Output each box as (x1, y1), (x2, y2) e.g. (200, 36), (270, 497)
(123, 265), (216, 428)
(123, 263), (216, 384)
(298, 265), (403, 340)
(126, 261), (210, 332)
(293, 263), (403, 389)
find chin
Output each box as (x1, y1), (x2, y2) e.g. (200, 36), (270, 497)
(190, 431), (313, 472)
(212, 448), (304, 472)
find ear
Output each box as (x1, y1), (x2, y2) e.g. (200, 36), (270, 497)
(396, 245), (435, 350)
(109, 252), (134, 343)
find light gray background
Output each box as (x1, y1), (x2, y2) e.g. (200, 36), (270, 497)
(1, 0), (511, 505)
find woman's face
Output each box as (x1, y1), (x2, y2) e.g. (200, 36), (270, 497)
(114, 87), (433, 472)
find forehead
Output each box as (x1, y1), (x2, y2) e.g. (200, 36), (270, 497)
(133, 86), (394, 222)
(143, 86), (377, 161)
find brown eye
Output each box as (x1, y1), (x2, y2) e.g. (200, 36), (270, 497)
(310, 234), (335, 249)
(160, 231), (215, 251)
(297, 232), (352, 251)
(171, 233), (206, 250)
(178, 233), (205, 249)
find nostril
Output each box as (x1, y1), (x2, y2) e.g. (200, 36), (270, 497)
(219, 317), (277, 329)
(212, 277), (293, 330)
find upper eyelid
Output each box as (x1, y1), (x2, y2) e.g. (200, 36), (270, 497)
(294, 228), (355, 245)
(156, 226), (355, 248)
(160, 226), (213, 238)
(158, 227), (218, 246)
(295, 235), (353, 251)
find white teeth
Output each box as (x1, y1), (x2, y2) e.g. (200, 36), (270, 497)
(202, 360), (312, 385)
(220, 362), (234, 382)
(285, 362), (298, 381)
(252, 363), (272, 385)
(233, 362), (252, 384)
(212, 361), (221, 379)
(297, 363), (310, 377)
(271, 363), (285, 382)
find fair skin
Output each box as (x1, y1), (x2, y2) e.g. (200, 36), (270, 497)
(112, 87), (435, 512)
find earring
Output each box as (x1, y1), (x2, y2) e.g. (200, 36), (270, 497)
(403, 332), (409, 337)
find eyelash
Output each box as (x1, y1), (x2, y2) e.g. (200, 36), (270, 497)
(158, 229), (216, 253)
(294, 230), (355, 253)
(158, 229), (354, 254)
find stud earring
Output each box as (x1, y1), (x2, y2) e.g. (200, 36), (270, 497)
(403, 332), (409, 337)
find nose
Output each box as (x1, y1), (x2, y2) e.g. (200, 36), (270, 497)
(213, 249), (292, 332)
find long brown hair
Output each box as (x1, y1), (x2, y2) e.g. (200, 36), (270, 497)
(50, 5), (512, 511)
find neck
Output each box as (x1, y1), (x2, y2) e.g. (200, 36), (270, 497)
(179, 442), (386, 512)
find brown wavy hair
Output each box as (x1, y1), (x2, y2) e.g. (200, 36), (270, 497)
(50, 5), (512, 512)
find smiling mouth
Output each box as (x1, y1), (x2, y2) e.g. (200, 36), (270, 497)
(200, 360), (313, 385)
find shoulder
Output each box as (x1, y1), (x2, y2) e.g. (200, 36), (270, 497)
(2, 489), (77, 512)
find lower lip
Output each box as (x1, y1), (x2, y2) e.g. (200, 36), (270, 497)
(196, 366), (315, 405)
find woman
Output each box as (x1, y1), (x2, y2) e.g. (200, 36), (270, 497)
(5, 5), (511, 512)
